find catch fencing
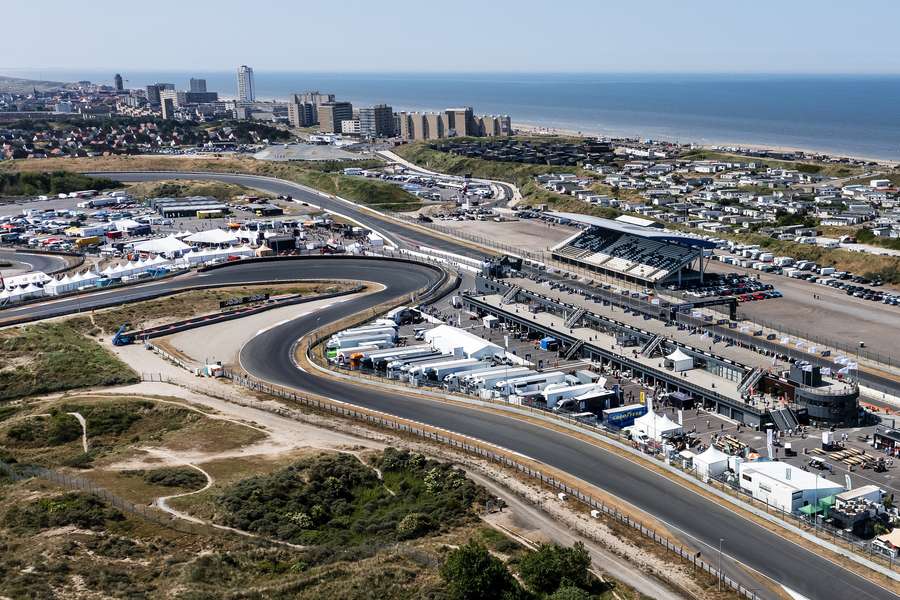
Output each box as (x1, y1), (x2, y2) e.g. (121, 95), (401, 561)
(214, 365), (758, 600)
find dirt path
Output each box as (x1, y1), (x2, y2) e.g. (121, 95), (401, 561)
(147, 448), (306, 549)
(66, 412), (88, 453)
(468, 470), (686, 600)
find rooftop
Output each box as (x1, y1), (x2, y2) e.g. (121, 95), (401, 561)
(546, 212), (717, 249)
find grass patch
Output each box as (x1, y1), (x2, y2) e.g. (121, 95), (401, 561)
(126, 179), (274, 202)
(3, 492), (124, 533)
(0, 321), (138, 401)
(1, 397), (198, 467)
(123, 467), (208, 490)
(217, 448), (488, 548)
(0, 171), (120, 196)
(83, 282), (353, 333)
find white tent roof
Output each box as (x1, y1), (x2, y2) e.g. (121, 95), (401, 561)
(424, 324), (502, 358)
(113, 218), (142, 231)
(667, 348), (692, 362)
(694, 445), (730, 465)
(132, 235), (192, 255)
(184, 229), (238, 245)
(633, 411), (683, 437)
(2, 271), (51, 289)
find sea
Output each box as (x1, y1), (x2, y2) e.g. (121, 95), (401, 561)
(8, 70), (900, 160)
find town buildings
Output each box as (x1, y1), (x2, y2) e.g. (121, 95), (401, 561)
(317, 101), (353, 134)
(189, 78), (207, 93)
(237, 65), (255, 103)
(397, 108), (511, 141)
(358, 104), (394, 138)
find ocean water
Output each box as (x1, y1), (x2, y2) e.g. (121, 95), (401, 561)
(9, 70), (900, 160)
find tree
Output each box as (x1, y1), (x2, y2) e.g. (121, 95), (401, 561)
(441, 540), (520, 600)
(518, 542), (592, 595)
(548, 587), (592, 600)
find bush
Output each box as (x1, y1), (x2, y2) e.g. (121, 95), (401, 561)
(518, 542), (592, 595)
(142, 467), (207, 489)
(4, 493), (124, 532)
(440, 540), (521, 600)
(216, 449), (487, 547)
(548, 586), (592, 600)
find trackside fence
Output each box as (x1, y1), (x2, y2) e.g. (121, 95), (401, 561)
(0, 459), (211, 537)
(213, 365), (759, 600)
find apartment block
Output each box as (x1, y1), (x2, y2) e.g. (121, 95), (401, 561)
(318, 101), (353, 133)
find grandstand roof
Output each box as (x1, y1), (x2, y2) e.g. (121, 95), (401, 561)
(547, 212), (717, 249)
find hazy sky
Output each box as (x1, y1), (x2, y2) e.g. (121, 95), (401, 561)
(4, 0), (900, 74)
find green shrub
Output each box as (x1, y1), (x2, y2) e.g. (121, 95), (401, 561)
(440, 540), (521, 600)
(4, 493), (124, 533)
(518, 542), (592, 595)
(142, 467), (207, 489)
(216, 449), (487, 547)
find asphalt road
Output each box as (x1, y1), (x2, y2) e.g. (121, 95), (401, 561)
(4, 171), (897, 598)
(0, 248), (68, 275)
(233, 258), (894, 600)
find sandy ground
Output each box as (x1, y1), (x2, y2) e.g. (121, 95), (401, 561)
(97, 293), (706, 598)
(163, 290), (374, 367)
(429, 218), (576, 255)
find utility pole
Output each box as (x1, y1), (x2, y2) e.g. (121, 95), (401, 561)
(718, 538), (724, 591)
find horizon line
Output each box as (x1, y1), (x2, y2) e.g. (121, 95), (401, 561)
(4, 68), (900, 77)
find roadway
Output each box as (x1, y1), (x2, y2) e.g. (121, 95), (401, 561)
(0, 251), (894, 599)
(3, 171), (898, 598)
(0, 248), (68, 276)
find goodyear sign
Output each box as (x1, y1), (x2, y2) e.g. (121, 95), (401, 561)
(604, 403), (648, 428)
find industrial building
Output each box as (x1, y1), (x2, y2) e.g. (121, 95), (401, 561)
(149, 196), (229, 218)
(737, 461), (844, 514)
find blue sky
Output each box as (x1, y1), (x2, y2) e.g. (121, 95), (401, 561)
(4, 0), (900, 74)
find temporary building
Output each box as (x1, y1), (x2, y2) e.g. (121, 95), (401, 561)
(132, 235), (192, 257)
(2, 272), (51, 289)
(184, 229), (239, 246)
(738, 460), (844, 514)
(666, 348), (694, 372)
(20, 283), (45, 300)
(424, 325), (502, 360)
(693, 446), (730, 481)
(632, 411), (683, 441)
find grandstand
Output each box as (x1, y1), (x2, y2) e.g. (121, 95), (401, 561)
(549, 212), (717, 288)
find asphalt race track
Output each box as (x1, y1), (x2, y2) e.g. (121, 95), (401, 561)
(0, 248), (68, 275)
(3, 172), (898, 599)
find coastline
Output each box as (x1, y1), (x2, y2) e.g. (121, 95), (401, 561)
(514, 122), (900, 167)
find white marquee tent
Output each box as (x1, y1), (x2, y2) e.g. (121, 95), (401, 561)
(184, 229), (239, 246)
(132, 235), (192, 257)
(693, 445), (730, 481)
(666, 348), (694, 372)
(632, 411), (683, 441)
